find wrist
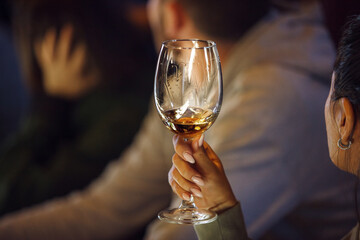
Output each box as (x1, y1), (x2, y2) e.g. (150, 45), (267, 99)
(211, 198), (238, 214)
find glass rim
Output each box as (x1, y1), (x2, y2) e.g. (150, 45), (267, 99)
(162, 39), (216, 50)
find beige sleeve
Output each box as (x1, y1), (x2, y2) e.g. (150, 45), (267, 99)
(195, 203), (250, 240)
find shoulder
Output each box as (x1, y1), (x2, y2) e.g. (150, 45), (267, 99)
(224, 62), (328, 117)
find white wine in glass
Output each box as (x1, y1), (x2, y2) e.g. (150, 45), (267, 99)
(154, 39), (223, 224)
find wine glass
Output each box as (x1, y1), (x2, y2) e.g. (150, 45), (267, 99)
(154, 39), (223, 224)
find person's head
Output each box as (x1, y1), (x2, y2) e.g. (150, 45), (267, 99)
(147, 0), (270, 50)
(325, 16), (360, 176)
(12, 0), (145, 97)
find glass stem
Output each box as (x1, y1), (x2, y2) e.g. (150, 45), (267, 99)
(179, 194), (196, 209)
(180, 137), (195, 210)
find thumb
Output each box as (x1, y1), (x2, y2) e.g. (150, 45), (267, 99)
(192, 141), (223, 176)
(203, 141), (225, 172)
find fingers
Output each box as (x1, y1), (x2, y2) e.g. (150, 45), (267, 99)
(172, 135), (195, 164)
(169, 161), (203, 199)
(172, 134), (222, 176)
(189, 142), (221, 176)
(172, 134), (204, 163)
(173, 167), (203, 198)
(35, 24), (74, 67)
(191, 134), (204, 151)
(172, 153), (204, 185)
(172, 154), (204, 198)
(168, 165), (192, 201)
(71, 43), (86, 71)
(58, 24), (74, 61)
(34, 40), (43, 66)
(37, 28), (56, 66)
(202, 141), (225, 172)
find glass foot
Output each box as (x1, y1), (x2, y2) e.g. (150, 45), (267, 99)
(158, 207), (217, 225)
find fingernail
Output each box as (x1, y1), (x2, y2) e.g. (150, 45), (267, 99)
(192, 176), (204, 186)
(183, 152), (195, 164)
(191, 188), (203, 198)
(198, 134), (204, 148)
(182, 193), (191, 201)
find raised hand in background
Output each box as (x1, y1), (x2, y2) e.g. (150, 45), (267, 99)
(35, 24), (99, 99)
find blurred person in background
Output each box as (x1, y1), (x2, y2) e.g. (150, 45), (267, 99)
(0, 0), (153, 216)
(0, 0), (28, 144)
(0, 0), (355, 240)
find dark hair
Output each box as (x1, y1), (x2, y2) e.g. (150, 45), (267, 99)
(178, 0), (270, 40)
(12, 0), (147, 95)
(320, 0), (360, 48)
(332, 15), (360, 111)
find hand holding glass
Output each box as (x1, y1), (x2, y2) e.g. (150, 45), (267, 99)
(154, 39), (223, 224)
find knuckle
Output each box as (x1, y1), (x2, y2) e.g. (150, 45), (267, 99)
(172, 155), (182, 167)
(169, 178), (177, 191)
(168, 173), (173, 185)
(178, 166), (195, 181)
(172, 135), (178, 145)
(177, 177), (193, 192)
(171, 154), (178, 164)
(182, 169), (194, 180)
(173, 183), (183, 196)
(168, 167), (175, 183)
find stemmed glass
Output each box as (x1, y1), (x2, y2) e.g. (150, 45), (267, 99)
(154, 39), (223, 224)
